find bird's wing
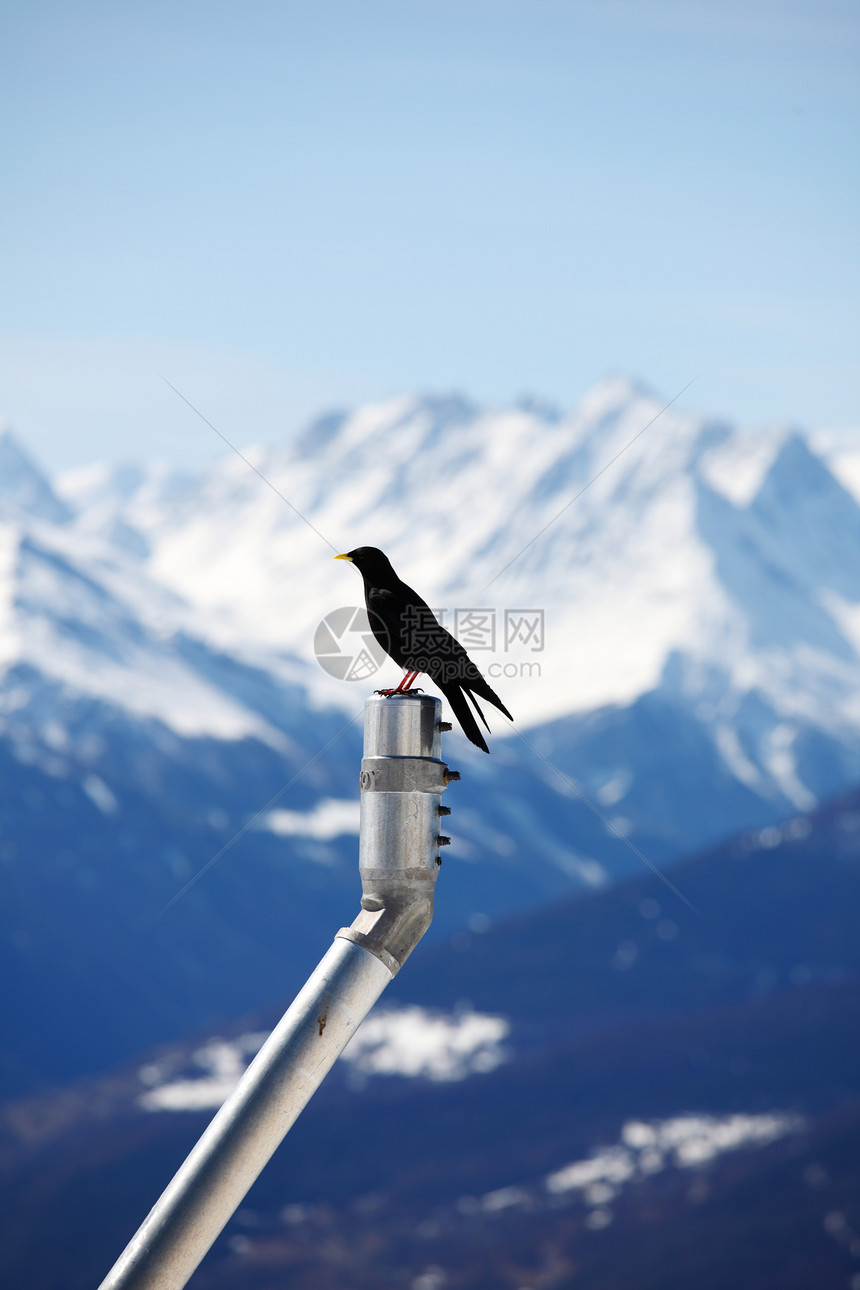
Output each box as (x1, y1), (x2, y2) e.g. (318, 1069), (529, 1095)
(369, 577), (513, 725)
(418, 630), (513, 723)
(366, 587), (407, 666)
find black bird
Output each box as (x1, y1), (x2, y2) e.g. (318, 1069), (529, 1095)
(335, 546), (513, 753)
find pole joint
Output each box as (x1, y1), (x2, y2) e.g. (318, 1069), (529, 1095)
(337, 693), (457, 974)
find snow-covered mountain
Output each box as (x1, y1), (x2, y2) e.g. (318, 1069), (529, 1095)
(56, 376), (860, 806)
(3, 379), (860, 1089)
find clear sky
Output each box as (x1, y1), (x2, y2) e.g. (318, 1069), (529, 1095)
(2, 0), (858, 472)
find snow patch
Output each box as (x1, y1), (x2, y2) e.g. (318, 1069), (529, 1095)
(544, 1111), (803, 1201)
(82, 774), (118, 814)
(137, 1034), (268, 1112)
(762, 723), (817, 811)
(342, 1006), (510, 1082)
(137, 1006), (510, 1113)
(262, 798), (360, 840)
(811, 428), (860, 504)
(698, 429), (788, 507)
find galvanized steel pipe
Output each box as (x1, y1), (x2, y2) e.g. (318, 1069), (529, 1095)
(99, 692), (453, 1290)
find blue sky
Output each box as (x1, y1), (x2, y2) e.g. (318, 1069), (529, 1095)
(2, 0), (858, 471)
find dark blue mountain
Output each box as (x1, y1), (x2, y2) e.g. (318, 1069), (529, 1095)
(1, 781), (857, 1288)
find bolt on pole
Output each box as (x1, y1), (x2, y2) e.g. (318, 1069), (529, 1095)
(99, 693), (456, 1290)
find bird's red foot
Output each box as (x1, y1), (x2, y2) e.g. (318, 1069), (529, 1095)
(375, 669), (422, 697)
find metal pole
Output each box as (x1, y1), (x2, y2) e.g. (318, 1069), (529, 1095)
(99, 693), (455, 1290)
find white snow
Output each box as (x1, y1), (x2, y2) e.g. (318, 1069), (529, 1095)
(544, 1111), (803, 1200)
(464, 1109), (803, 1223)
(0, 523), (20, 667)
(137, 1034), (268, 1112)
(546, 1146), (637, 1193)
(481, 1186), (531, 1212)
(699, 428), (789, 506)
(3, 376), (860, 817)
(262, 799), (360, 840)
(811, 427), (860, 503)
(69, 378), (856, 761)
(341, 1005), (510, 1081)
(0, 506), (291, 746)
(136, 1005), (510, 1112)
(82, 774), (118, 814)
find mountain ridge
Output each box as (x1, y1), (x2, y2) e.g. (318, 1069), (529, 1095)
(3, 377), (860, 1093)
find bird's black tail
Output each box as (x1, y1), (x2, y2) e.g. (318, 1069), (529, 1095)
(466, 674), (514, 723)
(439, 682), (490, 754)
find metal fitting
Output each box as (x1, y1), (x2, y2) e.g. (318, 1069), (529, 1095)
(337, 693), (453, 975)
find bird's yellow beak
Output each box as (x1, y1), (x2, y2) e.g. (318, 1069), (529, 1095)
(333, 553), (353, 562)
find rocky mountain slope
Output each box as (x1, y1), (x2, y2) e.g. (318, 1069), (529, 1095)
(2, 377), (860, 1092)
(2, 780), (858, 1289)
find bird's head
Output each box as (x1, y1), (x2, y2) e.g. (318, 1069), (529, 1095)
(334, 546), (397, 584)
